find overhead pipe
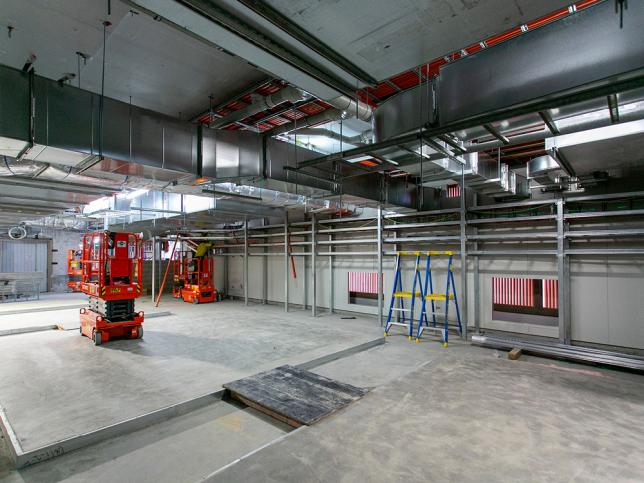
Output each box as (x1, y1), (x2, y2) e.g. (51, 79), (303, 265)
(325, 94), (372, 122)
(268, 108), (346, 136)
(292, 128), (366, 146)
(0, 157), (170, 193)
(210, 86), (311, 129)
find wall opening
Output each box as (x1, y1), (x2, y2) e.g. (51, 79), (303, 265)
(348, 272), (379, 307)
(492, 277), (558, 325)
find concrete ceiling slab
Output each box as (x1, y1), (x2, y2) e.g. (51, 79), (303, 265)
(0, 0), (268, 120)
(264, 0), (573, 81)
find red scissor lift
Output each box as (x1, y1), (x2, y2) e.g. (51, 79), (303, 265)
(79, 231), (144, 345)
(172, 250), (217, 304)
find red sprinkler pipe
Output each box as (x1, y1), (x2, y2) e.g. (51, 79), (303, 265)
(155, 236), (180, 307)
(288, 233), (297, 279)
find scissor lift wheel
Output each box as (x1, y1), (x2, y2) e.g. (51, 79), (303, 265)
(93, 330), (102, 346)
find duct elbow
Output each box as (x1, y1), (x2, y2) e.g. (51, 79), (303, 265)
(326, 95), (372, 122)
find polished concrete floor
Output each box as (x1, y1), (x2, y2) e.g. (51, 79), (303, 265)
(2, 307), (644, 482)
(0, 298), (379, 452)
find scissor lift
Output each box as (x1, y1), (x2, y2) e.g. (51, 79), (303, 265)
(172, 246), (217, 304)
(79, 231), (144, 345)
(66, 249), (83, 292)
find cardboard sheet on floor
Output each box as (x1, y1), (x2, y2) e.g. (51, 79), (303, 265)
(223, 365), (367, 427)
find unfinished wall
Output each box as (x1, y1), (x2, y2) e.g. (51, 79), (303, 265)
(226, 217), (644, 354)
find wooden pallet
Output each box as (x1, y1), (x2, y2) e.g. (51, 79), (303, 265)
(223, 365), (367, 428)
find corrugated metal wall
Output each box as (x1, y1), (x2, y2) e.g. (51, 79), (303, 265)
(0, 239), (49, 292)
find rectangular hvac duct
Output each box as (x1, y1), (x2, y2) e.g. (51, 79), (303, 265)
(0, 63), (428, 210)
(545, 119), (644, 177)
(438, 1), (644, 124)
(201, 130), (262, 180)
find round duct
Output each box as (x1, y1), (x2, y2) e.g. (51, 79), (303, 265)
(8, 225), (27, 240)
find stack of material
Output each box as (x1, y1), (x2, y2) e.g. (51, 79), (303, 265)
(0, 272), (41, 302)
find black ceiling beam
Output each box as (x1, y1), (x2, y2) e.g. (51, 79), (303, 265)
(607, 94), (620, 124)
(551, 147), (576, 178)
(293, 70), (644, 171)
(237, 0), (378, 87)
(176, 0), (359, 99)
(538, 111), (560, 135)
(483, 123), (510, 145)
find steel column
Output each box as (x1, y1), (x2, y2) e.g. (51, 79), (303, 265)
(311, 213), (317, 317)
(460, 168), (468, 340)
(284, 211), (289, 312)
(244, 217), (249, 306)
(377, 205), (383, 327)
(263, 219), (268, 304)
(151, 236), (156, 303)
(556, 199), (571, 344)
(472, 194), (480, 334)
(329, 229), (334, 314)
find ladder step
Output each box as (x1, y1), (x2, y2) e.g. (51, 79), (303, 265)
(394, 291), (421, 299)
(424, 293), (454, 301)
(391, 308), (412, 312)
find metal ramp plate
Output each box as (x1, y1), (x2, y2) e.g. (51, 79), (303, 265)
(223, 365), (367, 428)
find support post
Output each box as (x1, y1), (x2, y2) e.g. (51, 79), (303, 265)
(460, 168), (468, 340)
(329, 229), (334, 314)
(151, 236), (156, 302)
(377, 205), (383, 327)
(472, 194), (480, 334)
(557, 199), (571, 344)
(244, 217), (249, 306)
(263, 218), (268, 305)
(284, 211), (289, 313)
(311, 213), (317, 317)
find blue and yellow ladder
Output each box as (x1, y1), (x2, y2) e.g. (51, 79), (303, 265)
(384, 252), (424, 339)
(416, 251), (462, 346)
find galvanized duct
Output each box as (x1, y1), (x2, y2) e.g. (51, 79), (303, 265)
(209, 86), (310, 128)
(0, 157), (169, 192)
(211, 182), (353, 214)
(326, 94), (372, 122)
(269, 108), (345, 136)
(292, 128), (365, 146)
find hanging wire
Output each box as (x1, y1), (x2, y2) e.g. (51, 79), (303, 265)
(98, 21), (111, 159)
(615, 0), (627, 28)
(417, 65), (424, 210)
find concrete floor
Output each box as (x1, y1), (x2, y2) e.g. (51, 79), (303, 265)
(209, 339), (644, 483)
(2, 304), (644, 482)
(0, 401), (292, 483)
(0, 298), (379, 452)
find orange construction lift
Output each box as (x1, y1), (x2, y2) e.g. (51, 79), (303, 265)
(172, 242), (218, 304)
(79, 231), (144, 345)
(66, 248), (83, 292)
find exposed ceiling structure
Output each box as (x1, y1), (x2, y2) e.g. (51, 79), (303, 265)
(0, 0), (642, 236)
(256, 0), (572, 81)
(0, 0), (268, 119)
